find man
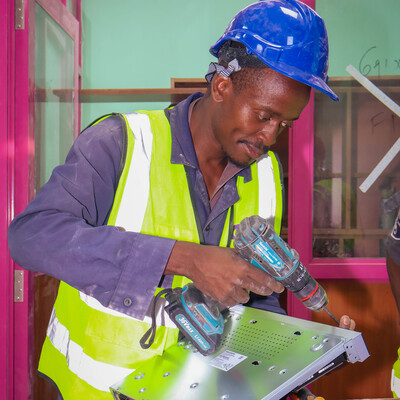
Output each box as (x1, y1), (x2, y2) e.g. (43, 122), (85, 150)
(386, 208), (400, 397)
(8, 1), (353, 399)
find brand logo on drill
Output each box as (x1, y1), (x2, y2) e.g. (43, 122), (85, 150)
(177, 315), (194, 333)
(176, 314), (210, 351)
(253, 240), (282, 269)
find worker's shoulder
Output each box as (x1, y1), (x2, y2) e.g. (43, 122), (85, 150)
(81, 113), (125, 137)
(79, 113), (125, 146)
(71, 114), (126, 166)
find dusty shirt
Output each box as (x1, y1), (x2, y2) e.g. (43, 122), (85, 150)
(7, 92), (284, 320)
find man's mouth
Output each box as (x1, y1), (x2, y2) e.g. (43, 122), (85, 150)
(241, 141), (269, 159)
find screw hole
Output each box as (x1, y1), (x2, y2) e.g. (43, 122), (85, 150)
(252, 360), (261, 366)
(294, 331), (302, 335)
(279, 369), (288, 375)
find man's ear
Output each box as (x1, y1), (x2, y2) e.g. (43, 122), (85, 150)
(210, 74), (233, 103)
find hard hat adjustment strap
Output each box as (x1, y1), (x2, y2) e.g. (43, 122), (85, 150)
(205, 59), (241, 83)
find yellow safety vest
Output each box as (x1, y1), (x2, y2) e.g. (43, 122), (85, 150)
(38, 109), (283, 399)
(392, 351), (400, 397)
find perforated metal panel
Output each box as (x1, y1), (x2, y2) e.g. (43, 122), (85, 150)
(110, 305), (369, 400)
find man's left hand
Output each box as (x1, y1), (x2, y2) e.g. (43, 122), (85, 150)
(339, 314), (356, 330)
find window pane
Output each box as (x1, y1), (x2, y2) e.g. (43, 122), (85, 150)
(35, 4), (74, 192)
(314, 78), (400, 258)
(313, 0), (400, 258)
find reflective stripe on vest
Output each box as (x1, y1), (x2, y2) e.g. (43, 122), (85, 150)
(46, 308), (134, 392)
(39, 110), (283, 398)
(392, 353), (400, 397)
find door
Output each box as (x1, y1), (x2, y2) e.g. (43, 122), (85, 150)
(2, 0), (80, 398)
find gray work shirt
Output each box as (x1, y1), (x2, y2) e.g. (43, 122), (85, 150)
(7, 92), (284, 321)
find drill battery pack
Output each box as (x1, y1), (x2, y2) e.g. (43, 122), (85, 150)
(164, 284), (225, 356)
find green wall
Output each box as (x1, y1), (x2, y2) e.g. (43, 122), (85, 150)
(316, 0), (400, 79)
(81, 0), (251, 126)
(81, 1), (400, 127)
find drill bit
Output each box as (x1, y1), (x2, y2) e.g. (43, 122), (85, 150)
(323, 306), (340, 325)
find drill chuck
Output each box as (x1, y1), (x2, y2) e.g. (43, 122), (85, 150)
(234, 215), (328, 312)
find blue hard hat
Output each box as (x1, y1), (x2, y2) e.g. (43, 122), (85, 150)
(210, 0), (338, 101)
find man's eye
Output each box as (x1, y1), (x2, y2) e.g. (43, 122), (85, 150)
(258, 114), (271, 121)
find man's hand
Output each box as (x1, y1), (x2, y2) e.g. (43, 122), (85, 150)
(165, 241), (284, 307)
(339, 314), (356, 330)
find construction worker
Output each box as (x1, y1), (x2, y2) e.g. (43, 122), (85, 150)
(386, 208), (400, 397)
(7, 1), (354, 399)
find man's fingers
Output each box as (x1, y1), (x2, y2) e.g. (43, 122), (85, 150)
(234, 287), (251, 304)
(339, 315), (356, 330)
(247, 275), (285, 296)
(219, 288), (249, 307)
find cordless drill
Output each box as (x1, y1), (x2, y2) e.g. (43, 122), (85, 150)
(156, 215), (338, 355)
(234, 215), (336, 316)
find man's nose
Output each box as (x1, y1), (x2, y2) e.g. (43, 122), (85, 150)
(257, 120), (281, 146)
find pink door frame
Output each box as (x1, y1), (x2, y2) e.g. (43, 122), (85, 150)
(1, 1), (80, 398)
(1, 1), (34, 398)
(1, 1), (16, 398)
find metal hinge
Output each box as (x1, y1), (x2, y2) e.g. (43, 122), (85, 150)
(15, 0), (25, 30)
(14, 270), (24, 302)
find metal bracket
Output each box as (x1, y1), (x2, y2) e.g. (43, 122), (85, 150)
(14, 270), (24, 302)
(15, 0), (25, 30)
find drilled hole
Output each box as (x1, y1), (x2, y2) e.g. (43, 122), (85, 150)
(279, 369), (288, 375)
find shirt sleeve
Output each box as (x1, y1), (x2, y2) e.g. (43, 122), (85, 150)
(7, 115), (175, 320)
(387, 210), (400, 267)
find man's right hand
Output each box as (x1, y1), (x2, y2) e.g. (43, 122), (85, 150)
(165, 241), (284, 307)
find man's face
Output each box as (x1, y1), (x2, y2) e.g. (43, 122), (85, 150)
(212, 68), (311, 168)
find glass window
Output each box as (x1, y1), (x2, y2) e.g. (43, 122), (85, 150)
(313, 1), (400, 258)
(314, 79), (400, 258)
(35, 3), (74, 192)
